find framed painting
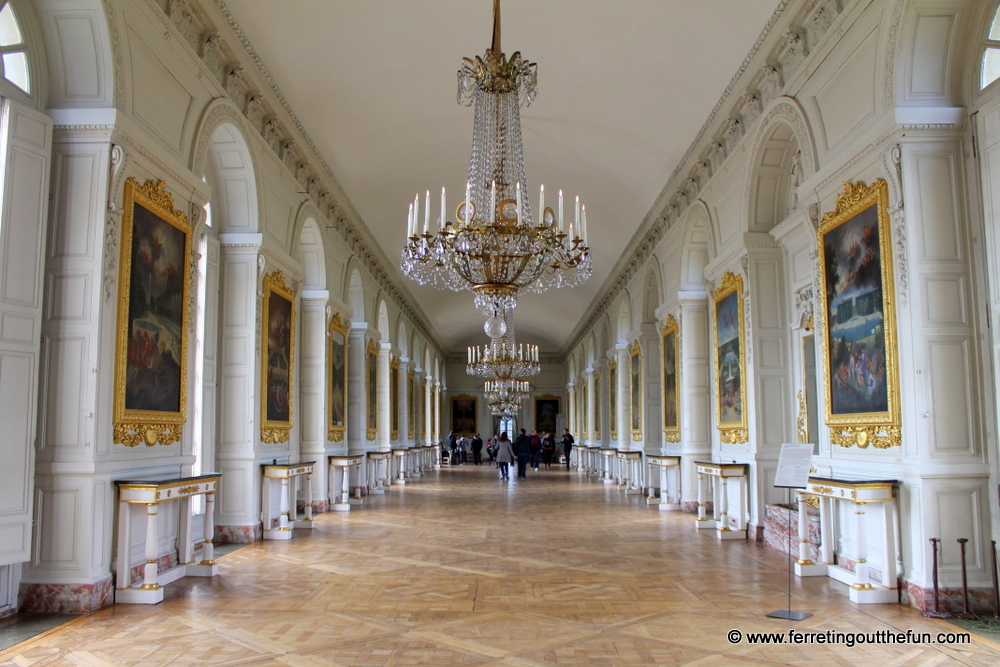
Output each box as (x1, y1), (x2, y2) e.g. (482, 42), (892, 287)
(113, 178), (192, 447)
(580, 379), (588, 440)
(661, 314), (680, 442)
(407, 369), (416, 439)
(817, 179), (900, 449)
(420, 378), (427, 438)
(390, 356), (400, 439)
(609, 358), (618, 439)
(713, 272), (748, 443)
(630, 341), (641, 440)
(328, 313), (347, 441)
(261, 271), (295, 444)
(366, 339), (377, 440)
(593, 372), (601, 440)
(451, 394), (477, 436)
(534, 395), (560, 435)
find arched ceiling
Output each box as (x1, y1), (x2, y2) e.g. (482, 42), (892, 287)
(225, 0), (781, 353)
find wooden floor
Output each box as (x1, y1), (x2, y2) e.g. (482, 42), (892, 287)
(3, 463), (1000, 666)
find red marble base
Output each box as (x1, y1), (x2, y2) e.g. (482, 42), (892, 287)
(763, 503), (821, 561)
(900, 578), (997, 615)
(19, 576), (113, 614)
(681, 500), (713, 514)
(215, 523), (262, 544)
(129, 552), (178, 587)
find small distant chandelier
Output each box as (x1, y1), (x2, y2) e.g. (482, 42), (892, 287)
(467, 308), (539, 379)
(400, 0), (592, 315)
(485, 379), (530, 417)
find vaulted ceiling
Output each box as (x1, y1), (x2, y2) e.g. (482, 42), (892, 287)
(225, 0), (781, 353)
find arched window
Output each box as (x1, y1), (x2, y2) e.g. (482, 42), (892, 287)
(982, 3), (1000, 89)
(0, 1), (28, 94)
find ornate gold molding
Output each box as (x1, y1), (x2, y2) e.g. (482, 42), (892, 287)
(114, 423), (183, 448)
(713, 271), (748, 445)
(261, 428), (290, 444)
(796, 390), (808, 444)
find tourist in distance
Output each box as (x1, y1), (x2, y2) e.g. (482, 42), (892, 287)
(486, 434), (498, 464)
(561, 428), (575, 469)
(541, 432), (556, 469)
(447, 431), (457, 465)
(457, 434), (469, 465)
(493, 431), (515, 480)
(471, 433), (484, 465)
(529, 431), (542, 471)
(514, 428), (532, 479)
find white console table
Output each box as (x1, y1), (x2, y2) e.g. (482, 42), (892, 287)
(599, 448), (617, 483)
(261, 462), (315, 539)
(646, 455), (681, 510)
(392, 449), (408, 484)
(328, 455), (364, 511)
(694, 461), (748, 540)
(367, 451), (391, 494)
(796, 476), (899, 604)
(584, 445), (601, 475)
(115, 473), (221, 604)
(617, 450), (643, 494)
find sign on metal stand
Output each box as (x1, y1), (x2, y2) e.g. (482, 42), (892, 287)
(767, 442), (814, 622)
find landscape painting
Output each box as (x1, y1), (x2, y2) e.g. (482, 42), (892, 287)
(114, 178), (191, 447)
(817, 179), (900, 448)
(713, 272), (747, 443)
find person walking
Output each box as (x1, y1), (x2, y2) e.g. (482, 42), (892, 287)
(541, 432), (556, 469)
(514, 428), (532, 479)
(471, 433), (484, 465)
(487, 434), (498, 464)
(561, 428), (575, 470)
(529, 431), (542, 471)
(447, 432), (457, 465)
(494, 431), (515, 480)
(457, 435), (469, 465)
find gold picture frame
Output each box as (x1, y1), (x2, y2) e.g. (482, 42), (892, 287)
(713, 272), (748, 444)
(534, 394), (560, 435)
(593, 372), (601, 440)
(366, 339), (377, 440)
(451, 394), (477, 437)
(661, 315), (681, 443)
(609, 358), (618, 440)
(817, 179), (900, 449)
(390, 356), (400, 440)
(580, 379), (588, 440)
(113, 178), (192, 447)
(630, 341), (642, 441)
(261, 271), (295, 444)
(328, 313), (347, 441)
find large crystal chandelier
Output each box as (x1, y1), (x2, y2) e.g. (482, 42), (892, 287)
(400, 0), (592, 315)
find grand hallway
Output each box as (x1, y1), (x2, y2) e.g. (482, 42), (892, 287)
(1, 465), (997, 666)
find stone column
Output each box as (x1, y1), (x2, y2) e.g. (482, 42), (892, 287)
(433, 381), (442, 444)
(566, 383), (575, 440)
(678, 291), (711, 512)
(377, 341), (391, 454)
(214, 234), (264, 542)
(585, 368), (596, 446)
(615, 343), (631, 452)
(347, 324), (370, 493)
(413, 368), (423, 446)
(299, 291), (328, 514)
(398, 357), (410, 448)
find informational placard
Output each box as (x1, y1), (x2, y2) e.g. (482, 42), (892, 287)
(773, 442), (814, 489)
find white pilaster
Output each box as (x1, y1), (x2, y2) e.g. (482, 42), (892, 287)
(299, 291), (328, 512)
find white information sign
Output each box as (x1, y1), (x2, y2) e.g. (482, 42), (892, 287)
(773, 442), (814, 489)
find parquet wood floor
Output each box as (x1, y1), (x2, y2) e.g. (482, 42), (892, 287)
(4, 464), (1000, 666)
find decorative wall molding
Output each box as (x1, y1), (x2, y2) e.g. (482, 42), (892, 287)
(564, 0), (852, 357)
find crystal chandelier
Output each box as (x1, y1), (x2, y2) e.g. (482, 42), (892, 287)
(485, 379), (530, 417)
(467, 308), (539, 379)
(400, 0), (592, 315)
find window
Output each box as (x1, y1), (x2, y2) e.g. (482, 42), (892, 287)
(983, 4), (1000, 89)
(0, 2), (27, 94)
